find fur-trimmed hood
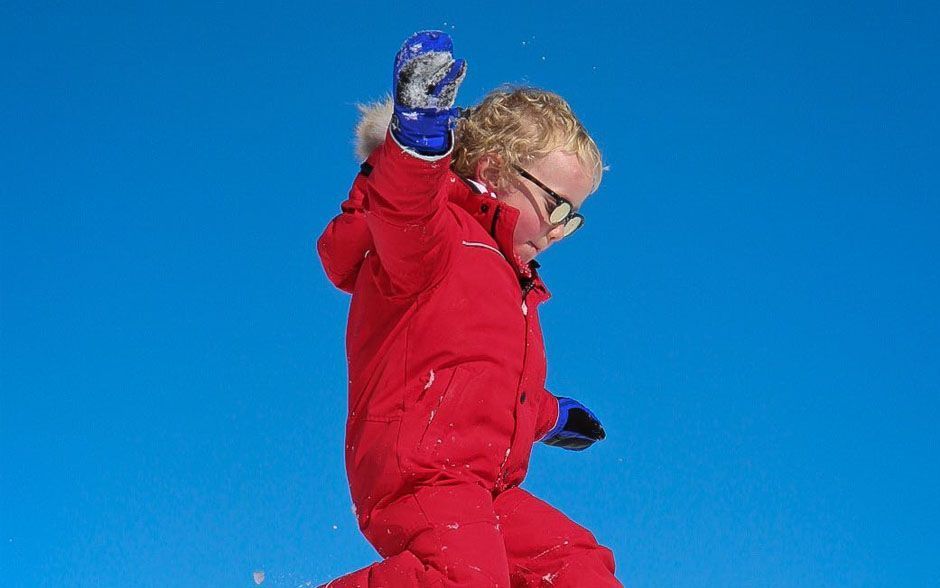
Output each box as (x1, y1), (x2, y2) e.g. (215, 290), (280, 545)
(354, 97), (394, 161)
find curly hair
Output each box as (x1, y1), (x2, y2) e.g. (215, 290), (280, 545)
(452, 87), (604, 193)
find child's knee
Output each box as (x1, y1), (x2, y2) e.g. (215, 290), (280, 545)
(557, 545), (619, 587)
(364, 485), (513, 586)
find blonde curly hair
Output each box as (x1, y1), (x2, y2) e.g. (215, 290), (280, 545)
(452, 87), (604, 193)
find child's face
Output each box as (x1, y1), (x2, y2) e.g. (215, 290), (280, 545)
(481, 150), (594, 264)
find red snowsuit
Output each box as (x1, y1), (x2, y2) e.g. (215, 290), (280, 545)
(317, 133), (620, 587)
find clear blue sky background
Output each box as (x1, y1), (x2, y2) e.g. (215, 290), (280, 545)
(2, 1), (938, 586)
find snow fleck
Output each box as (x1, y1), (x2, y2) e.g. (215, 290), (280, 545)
(533, 540), (568, 560)
(521, 301), (528, 315)
(253, 570), (265, 585)
(542, 572), (558, 584)
(332, 524), (338, 530)
(541, 56), (546, 61)
(424, 369), (436, 390)
(402, 111), (419, 121)
(351, 504), (358, 517)
(446, 522), (460, 530)
(410, 43), (422, 53)
(399, 51), (454, 107)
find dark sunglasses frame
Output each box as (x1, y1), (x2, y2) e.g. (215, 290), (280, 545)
(512, 165), (585, 235)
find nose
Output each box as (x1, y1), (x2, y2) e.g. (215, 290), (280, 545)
(547, 223), (566, 243)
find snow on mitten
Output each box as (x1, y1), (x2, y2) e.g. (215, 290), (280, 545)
(391, 31), (467, 156)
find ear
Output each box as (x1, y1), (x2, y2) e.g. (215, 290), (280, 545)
(474, 154), (503, 193)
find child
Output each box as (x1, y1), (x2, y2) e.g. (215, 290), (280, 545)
(317, 31), (620, 587)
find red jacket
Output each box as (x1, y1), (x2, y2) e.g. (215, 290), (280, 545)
(317, 133), (560, 526)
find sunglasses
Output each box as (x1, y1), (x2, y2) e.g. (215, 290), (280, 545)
(512, 165), (585, 236)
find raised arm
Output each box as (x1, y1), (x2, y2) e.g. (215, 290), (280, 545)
(362, 31), (467, 297)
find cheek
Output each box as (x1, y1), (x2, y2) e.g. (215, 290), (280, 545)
(512, 207), (543, 244)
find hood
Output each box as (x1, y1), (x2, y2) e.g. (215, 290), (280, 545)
(354, 97), (394, 161)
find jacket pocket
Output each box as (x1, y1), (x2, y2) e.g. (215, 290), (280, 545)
(413, 365), (482, 455)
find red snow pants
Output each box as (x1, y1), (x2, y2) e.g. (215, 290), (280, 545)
(322, 483), (620, 587)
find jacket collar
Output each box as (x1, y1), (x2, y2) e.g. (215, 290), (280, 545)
(451, 174), (550, 302)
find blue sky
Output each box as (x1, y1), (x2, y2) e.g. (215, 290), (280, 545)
(2, 1), (938, 586)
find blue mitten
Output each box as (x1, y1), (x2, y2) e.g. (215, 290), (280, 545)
(542, 397), (607, 451)
(391, 31), (467, 156)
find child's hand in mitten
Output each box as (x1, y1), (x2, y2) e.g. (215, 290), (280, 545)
(391, 30), (467, 155)
(541, 397), (607, 451)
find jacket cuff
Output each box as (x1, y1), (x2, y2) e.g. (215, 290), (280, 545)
(535, 392), (561, 442)
(388, 126), (454, 161)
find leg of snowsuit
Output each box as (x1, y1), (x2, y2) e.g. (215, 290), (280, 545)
(493, 488), (622, 588)
(324, 483), (512, 587)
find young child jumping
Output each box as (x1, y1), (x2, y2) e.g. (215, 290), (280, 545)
(317, 31), (620, 587)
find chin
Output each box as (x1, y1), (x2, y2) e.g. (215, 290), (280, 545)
(516, 244), (539, 264)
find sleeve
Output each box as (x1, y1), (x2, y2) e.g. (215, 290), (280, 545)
(316, 160), (376, 293)
(362, 130), (458, 296)
(533, 388), (561, 441)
